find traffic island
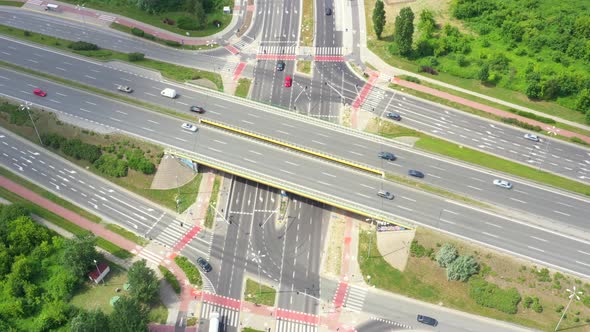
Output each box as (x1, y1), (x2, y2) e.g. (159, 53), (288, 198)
(243, 278), (276, 307)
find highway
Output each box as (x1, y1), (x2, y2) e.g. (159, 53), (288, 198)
(3, 9), (590, 187)
(2, 39), (590, 235)
(2, 68), (590, 280)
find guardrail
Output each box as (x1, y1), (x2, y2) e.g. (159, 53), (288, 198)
(200, 118), (384, 176)
(165, 148), (415, 229)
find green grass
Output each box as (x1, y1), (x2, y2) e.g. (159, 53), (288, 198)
(0, 1), (24, 6)
(158, 265), (181, 294)
(242, 328), (266, 332)
(147, 301), (169, 324)
(235, 78), (252, 98)
(0, 186), (132, 259)
(57, 0), (231, 37)
(174, 255), (202, 287)
(415, 136), (590, 197)
(244, 279), (276, 306)
(110, 22), (218, 50)
(133, 173), (202, 213)
(105, 223), (148, 246)
(300, 0), (314, 46)
(0, 24), (223, 91)
(69, 266), (129, 314)
(204, 175), (221, 228)
(0, 166), (102, 223)
(296, 60), (312, 74)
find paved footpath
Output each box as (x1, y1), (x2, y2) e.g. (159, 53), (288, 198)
(0, 175), (197, 331)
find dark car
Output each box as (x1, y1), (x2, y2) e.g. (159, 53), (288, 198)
(408, 170), (425, 178)
(190, 105), (206, 113)
(417, 314), (438, 327)
(196, 257), (212, 272)
(276, 61), (285, 71)
(378, 151), (396, 161)
(325, 8), (332, 15)
(386, 112), (402, 121)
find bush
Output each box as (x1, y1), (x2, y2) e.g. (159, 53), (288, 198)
(143, 33), (156, 40)
(501, 117), (542, 131)
(556, 304), (565, 312)
(403, 76), (421, 83)
(420, 66), (438, 75)
(512, 110), (556, 124)
(158, 266), (180, 294)
(535, 268), (552, 282)
(93, 155), (128, 177)
(447, 255), (479, 281)
(532, 300), (543, 313)
(174, 256), (202, 287)
(165, 40), (182, 47)
(523, 296), (533, 308)
(468, 277), (521, 314)
(410, 240), (433, 258)
(131, 28), (144, 37)
(435, 243), (458, 268)
(23, 30), (32, 37)
(128, 52), (145, 62)
(61, 139), (102, 163)
(67, 41), (99, 51)
(177, 16), (200, 30)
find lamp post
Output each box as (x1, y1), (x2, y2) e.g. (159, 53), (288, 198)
(75, 4), (86, 25)
(365, 218), (375, 259)
(555, 285), (583, 331)
(93, 259), (104, 285)
(19, 102), (43, 145)
(251, 250), (266, 299)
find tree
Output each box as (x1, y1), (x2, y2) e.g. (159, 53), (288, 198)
(447, 255), (479, 281)
(586, 110), (590, 124)
(477, 63), (490, 83)
(372, 0), (386, 39)
(576, 89), (590, 113)
(525, 81), (542, 99)
(109, 297), (149, 332)
(70, 309), (110, 332)
(435, 243), (458, 268)
(127, 260), (160, 304)
(61, 234), (99, 279)
(394, 7), (415, 56)
(418, 9), (436, 38)
(7, 216), (51, 256)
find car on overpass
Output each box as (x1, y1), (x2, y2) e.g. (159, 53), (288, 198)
(378, 151), (396, 161)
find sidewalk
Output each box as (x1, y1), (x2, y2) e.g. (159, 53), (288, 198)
(16, 0), (242, 45)
(0, 175), (195, 331)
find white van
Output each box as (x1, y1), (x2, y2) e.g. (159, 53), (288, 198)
(160, 88), (177, 99)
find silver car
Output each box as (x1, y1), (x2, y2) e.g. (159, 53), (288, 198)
(493, 179), (513, 189)
(524, 133), (540, 142)
(377, 190), (394, 200)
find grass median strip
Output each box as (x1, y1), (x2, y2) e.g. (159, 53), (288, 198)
(201, 118), (383, 175)
(110, 22), (217, 51)
(204, 175), (221, 229)
(0, 186), (132, 259)
(235, 78), (252, 98)
(0, 24), (223, 91)
(300, 0), (314, 46)
(0, 1), (24, 6)
(244, 278), (276, 306)
(159, 265), (181, 294)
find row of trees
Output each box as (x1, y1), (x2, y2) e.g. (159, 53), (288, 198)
(371, 1), (590, 123)
(134, 0), (228, 30)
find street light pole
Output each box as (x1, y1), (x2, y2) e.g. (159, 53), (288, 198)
(365, 218), (374, 259)
(19, 102), (43, 145)
(75, 4), (86, 25)
(555, 285), (583, 331)
(93, 259), (104, 285)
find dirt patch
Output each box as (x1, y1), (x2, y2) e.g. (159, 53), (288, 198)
(189, 78), (217, 90)
(376, 229), (414, 271)
(321, 212), (347, 277)
(150, 154), (197, 190)
(237, 0), (254, 38)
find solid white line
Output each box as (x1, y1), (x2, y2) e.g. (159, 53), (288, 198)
(576, 261), (590, 267)
(528, 246), (545, 253)
(553, 210), (571, 217)
(530, 236), (548, 242)
(578, 250), (590, 256)
(485, 222), (502, 228)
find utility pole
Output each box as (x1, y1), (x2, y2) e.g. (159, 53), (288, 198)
(555, 285), (583, 331)
(19, 102), (43, 145)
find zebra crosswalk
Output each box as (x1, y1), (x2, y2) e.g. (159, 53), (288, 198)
(344, 285), (368, 312)
(233, 35), (258, 52)
(314, 47), (343, 56)
(136, 248), (164, 267)
(153, 221), (189, 249)
(201, 302), (240, 327)
(359, 87), (387, 112)
(258, 45), (297, 55)
(257, 46), (344, 56)
(276, 320), (318, 332)
(26, 0), (43, 6)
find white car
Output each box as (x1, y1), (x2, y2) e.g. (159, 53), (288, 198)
(493, 179), (513, 189)
(181, 123), (198, 132)
(524, 133), (540, 142)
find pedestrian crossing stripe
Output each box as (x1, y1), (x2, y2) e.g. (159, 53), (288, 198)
(257, 46), (344, 56)
(137, 249), (163, 266)
(343, 285), (368, 312)
(370, 316), (413, 329)
(276, 319), (319, 332)
(201, 303), (240, 327)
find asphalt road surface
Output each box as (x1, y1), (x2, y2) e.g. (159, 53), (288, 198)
(1, 48), (589, 234)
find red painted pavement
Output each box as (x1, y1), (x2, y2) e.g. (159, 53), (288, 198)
(233, 62), (247, 81)
(203, 292), (241, 310)
(393, 78), (590, 144)
(314, 56), (345, 62)
(225, 45), (240, 55)
(247, 4), (255, 11)
(256, 54), (297, 60)
(276, 308), (320, 325)
(332, 281), (348, 309)
(173, 225), (201, 252)
(352, 73), (379, 109)
(149, 324), (196, 332)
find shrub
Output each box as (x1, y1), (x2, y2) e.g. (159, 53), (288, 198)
(468, 277), (521, 314)
(513, 110), (556, 124)
(410, 240), (432, 258)
(174, 256), (202, 287)
(158, 266), (180, 294)
(532, 300), (543, 313)
(420, 66), (438, 75)
(93, 155), (128, 177)
(41, 133), (66, 149)
(535, 268), (552, 282)
(131, 28), (144, 37)
(143, 33), (156, 40)
(177, 16), (200, 30)
(24, 30), (32, 37)
(61, 139), (102, 163)
(403, 76), (421, 83)
(501, 117), (542, 131)
(523, 296), (533, 308)
(128, 52), (145, 62)
(447, 255), (479, 281)
(165, 40), (182, 47)
(435, 243), (458, 268)
(556, 304), (564, 312)
(67, 41), (99, 51)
